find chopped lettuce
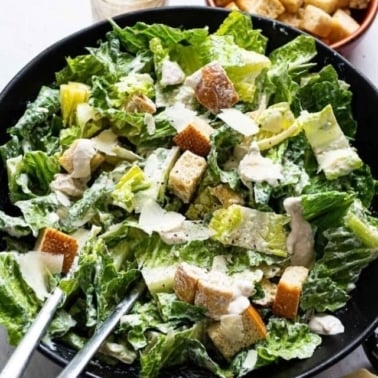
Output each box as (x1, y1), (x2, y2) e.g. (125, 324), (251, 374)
(301, 223), (378, 312)
(300, 104), (363, 180)
(0, 253), (40, 344)
(111, 165), (151, 212)
(209, 204), (289, 257)
(255, 318), (322, 366)
(0, 10), (377, 378)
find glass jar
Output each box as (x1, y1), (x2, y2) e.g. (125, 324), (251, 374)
(91, 0), (168, 21)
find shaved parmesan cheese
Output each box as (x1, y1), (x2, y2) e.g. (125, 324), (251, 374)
(92, 129), (118, 156)
(17, 251), (64, 300)
(159, 220), (212, 245)
(218, 109), (259, 136)
(160, 59), (185, 87)
(138, 200), (185, 235)
(144, 113), (156, 135)
(92, 129), (141, 161)
(164, 103), (197, 132)
(239, 142), (283, 186)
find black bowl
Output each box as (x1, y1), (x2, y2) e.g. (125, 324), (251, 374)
(1, 6), (378, 378)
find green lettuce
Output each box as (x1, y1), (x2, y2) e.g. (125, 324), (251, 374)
(301, 224), (378, 312)
(215, 10), (267, 54)
(255, 318), (322, 367)
(0, 253), (40, 344)
(111, 165), (151, 212)
(209, 204), (289, 257)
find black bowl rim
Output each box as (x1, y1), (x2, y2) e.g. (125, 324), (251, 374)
(0, 6), (377, 378)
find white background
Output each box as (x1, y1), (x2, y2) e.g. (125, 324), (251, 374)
(0, 1), (377, 377)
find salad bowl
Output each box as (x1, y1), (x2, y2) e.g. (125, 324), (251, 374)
(0, 6), (378, 378)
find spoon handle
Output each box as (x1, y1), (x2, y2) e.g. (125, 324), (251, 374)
(0, 287), (64, 378)
(57, 280), (145, 378)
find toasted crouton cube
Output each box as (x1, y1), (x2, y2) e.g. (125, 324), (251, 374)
(237, 0), (286, 19)
(174, 263), (206, 303)
(208, 305), (267, 359)
(194, 273), (235, 319)
(278, 11), (304, 29)
(349, 0), (370, 8)
(301, 4), (335, 37)
(168, 151), (207, 203)
(173, 118), (214, 157)
(329, 9), (360, 42)
(272, 266), (309, 319)
(214, 0), (233, 5)
(35, 227), (79, 273)
(225, 1), (241, 9)
(280, 0), (304, 13)
(195, 62), (239, 114)
(304, 0), (340, 13)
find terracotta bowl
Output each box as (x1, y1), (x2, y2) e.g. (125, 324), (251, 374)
(205, 0), (378, 52)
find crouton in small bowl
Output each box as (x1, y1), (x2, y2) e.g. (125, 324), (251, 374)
(206, 0), (378, 52)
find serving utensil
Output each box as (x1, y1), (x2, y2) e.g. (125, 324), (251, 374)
(0, 287), (65, 378)
(57, 279), (145, 378)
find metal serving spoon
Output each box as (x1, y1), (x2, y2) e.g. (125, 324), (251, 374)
(0, 287), (65, 378)
(57, 279), (145, 378)
(0, 280), (145, 378)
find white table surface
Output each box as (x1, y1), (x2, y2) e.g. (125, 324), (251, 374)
(0, 1), (377, 377)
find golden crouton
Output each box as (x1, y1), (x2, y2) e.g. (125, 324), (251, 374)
(168, 151), (207, 204)
(237, 0), (286, 19)
(208, 305), (267, 360)
(214, 0), (233, 5)
(272, 266), (309, 319)
(278, 11), (304, 29)
(304, 0), (340, 13)
(173, 118), (214, 157)
(35, 227), (79, 273)
(194, 275), (235, 319)
(225, 1), (241, 9)
(173, 263), (206, 303)
(280, 0), (304, 13)
(329, 9), (360, 42)
(349, 0), (370, 8)
(195, 62), (239, 114)
(301, 4), (335, 38)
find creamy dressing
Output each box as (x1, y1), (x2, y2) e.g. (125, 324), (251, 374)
(227, 296), (250, 314)
(309, 314), (345, 335)
(70, 139), (97, 179)
(283, 197), (315, 268)
(239, 142), (283, 186)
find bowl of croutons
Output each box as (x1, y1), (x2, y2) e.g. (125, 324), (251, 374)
(206, 0), (378, 51)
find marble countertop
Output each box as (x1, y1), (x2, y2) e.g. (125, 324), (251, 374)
(0, 1), (377, 377)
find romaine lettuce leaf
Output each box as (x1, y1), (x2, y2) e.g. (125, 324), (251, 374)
(0, 252), (40, 344)
(295, 65), (356, 138)
(255, 318), (322, 366)
(209, 204), (289, 257)
(301, 225), (378, 312)
(215, 10), (267, 54)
